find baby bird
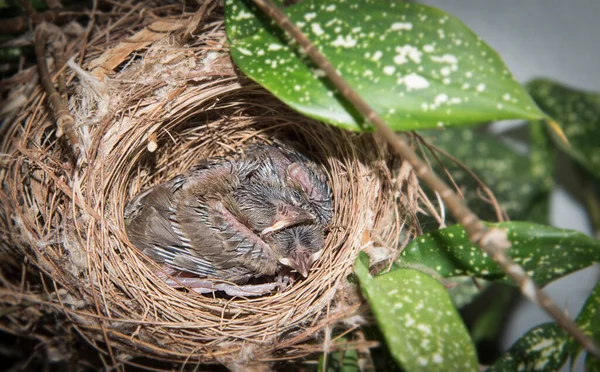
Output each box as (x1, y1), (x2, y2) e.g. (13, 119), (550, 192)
(124, 146), (331, 293)
(125, 159), (279, 283)
(246, 143), (334, 226)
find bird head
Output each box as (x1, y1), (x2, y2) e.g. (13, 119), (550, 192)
(272, 225), (325, 278)
(279, 248), (323, 278)
(286, 162), (333, 225)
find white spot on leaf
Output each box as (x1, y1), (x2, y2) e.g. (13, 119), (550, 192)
(311, 23), (324, 36)
(372, 51), (383, 61)
(304, 12), (317, 21)
(332, 35), (358, 48)
(397, 73), (430, 90)
(383, 66), (396, 75)
(391, 22), (413, 31)
(237, 47), (252, 56)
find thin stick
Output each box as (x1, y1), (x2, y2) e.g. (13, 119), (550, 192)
(250, 0), (600, 358)
(176, 0), (218, 45)
(34, 23), (79, 149)
(415, 133), (506, 222)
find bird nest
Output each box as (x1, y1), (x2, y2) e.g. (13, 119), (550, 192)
(0, 3), (435, 369)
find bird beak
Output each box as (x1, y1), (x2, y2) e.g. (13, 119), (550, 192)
(261, 207), (315, 236)
(279, 256), (311, 278)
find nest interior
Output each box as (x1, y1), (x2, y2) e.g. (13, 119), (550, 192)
(0, 2), (431, 368)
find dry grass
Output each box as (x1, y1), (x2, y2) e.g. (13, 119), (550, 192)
(0, 2), (435, 369)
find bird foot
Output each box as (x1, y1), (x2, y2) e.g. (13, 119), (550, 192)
(275, 267), (295, 290)
(212, 282), (280, 297)
(158, 266), (295, 297)
(163, 276), (280, 297)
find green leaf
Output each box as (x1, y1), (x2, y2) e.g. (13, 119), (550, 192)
(317, 338), (360, 372)
(225, 0), (286, 40)
(400, 222), (600, 286)
(526, 120), (556, 224)
(354, 252), (478, 372)
(588, 357), (600, 372)
(529, 121), (556, 192)
(488, 323), (569, 372)
(226, 0), (545, 131)
(493, 281), (600, 372)
(567, 280), (600, 368)
(420, 128), (549, 224)
(576, 280), (600, 342)
(528, 79), (600, 179)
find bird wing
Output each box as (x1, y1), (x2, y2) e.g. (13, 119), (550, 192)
(125, 183), (213, 273)
(175, 192), (280, 278)
(125, 172), (243, 280)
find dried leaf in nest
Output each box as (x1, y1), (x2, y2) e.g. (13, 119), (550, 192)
(0, 3), (433, 369)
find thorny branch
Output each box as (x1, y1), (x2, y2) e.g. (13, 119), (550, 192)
(250, 0), (600, 358)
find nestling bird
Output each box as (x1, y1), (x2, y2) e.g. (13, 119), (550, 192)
(124, 144), (332, 295)
(245, 142), (333, 226)
(125, 159), (271, 283)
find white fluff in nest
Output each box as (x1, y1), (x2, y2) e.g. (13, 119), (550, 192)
(67, 57), (109, 150)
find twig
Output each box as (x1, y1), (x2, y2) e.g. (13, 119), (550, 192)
(77, 0), (99, 65)
(415, 132), (506, 222)
(250, 0), (600, 358)
(17, 0), (37, 19)
(50, 33), (68, 98)
(45, 0), (63, 9)
(0, 9), (89, 34)
(176, 0), (218, 45)
(33, 23), (79, 149)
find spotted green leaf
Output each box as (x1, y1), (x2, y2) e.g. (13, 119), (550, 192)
(382, 264), (492, 308)
(528, 79), (600, 179)
(488, 323), (569, 372)
(354, 252), (479, 372)
(225, 0), (285, 40)
(226, 0), (545, 131)
(400, 222), (600, 286)
(529, 121), (556, 192)
(492, 281), (600, 371)
(588, 357), (600, 372)
(569, 280), (600, 369)
(420, 129), (549, 224)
